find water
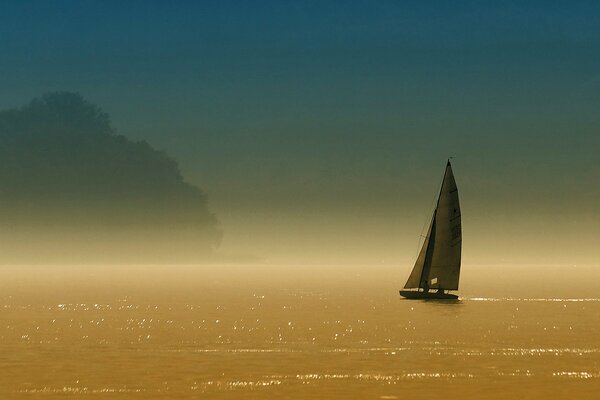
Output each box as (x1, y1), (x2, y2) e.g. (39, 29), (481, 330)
(1, 264), (599, 399)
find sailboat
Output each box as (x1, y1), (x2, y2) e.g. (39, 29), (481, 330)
(400, 159), (462, 300)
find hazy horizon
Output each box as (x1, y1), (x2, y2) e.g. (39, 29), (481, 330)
(0, 92), (596, 267)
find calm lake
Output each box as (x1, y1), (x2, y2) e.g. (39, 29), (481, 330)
(1, 264), (599, 399)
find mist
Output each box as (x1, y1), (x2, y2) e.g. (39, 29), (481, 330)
(0, 91), (597, 267)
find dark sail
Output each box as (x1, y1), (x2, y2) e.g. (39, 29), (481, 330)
(403, 160), (462, 291)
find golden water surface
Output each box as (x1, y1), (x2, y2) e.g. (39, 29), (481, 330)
(0, 264), (599, 399)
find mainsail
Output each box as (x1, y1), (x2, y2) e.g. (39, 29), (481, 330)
(404, 160), (462, 290)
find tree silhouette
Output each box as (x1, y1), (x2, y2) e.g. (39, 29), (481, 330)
(0, 92), (221, 262)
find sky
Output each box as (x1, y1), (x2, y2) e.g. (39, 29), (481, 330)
(0, 1), (598, 265)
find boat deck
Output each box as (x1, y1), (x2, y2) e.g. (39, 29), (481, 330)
(399, 290), (459, 300)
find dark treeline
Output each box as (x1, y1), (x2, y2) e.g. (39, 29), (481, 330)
(0, 92), (221, 263)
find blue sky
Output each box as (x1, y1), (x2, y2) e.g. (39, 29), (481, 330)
(1, 1), (598, 261)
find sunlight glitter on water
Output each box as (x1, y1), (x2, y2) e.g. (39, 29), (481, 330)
(19, 387), (146, 394)
(468, 297), (600, 302)
(2, 264), (600, 399)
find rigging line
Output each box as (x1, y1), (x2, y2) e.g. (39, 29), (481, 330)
(415, 205), (436, 259)
(415, 182), (438, 258)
